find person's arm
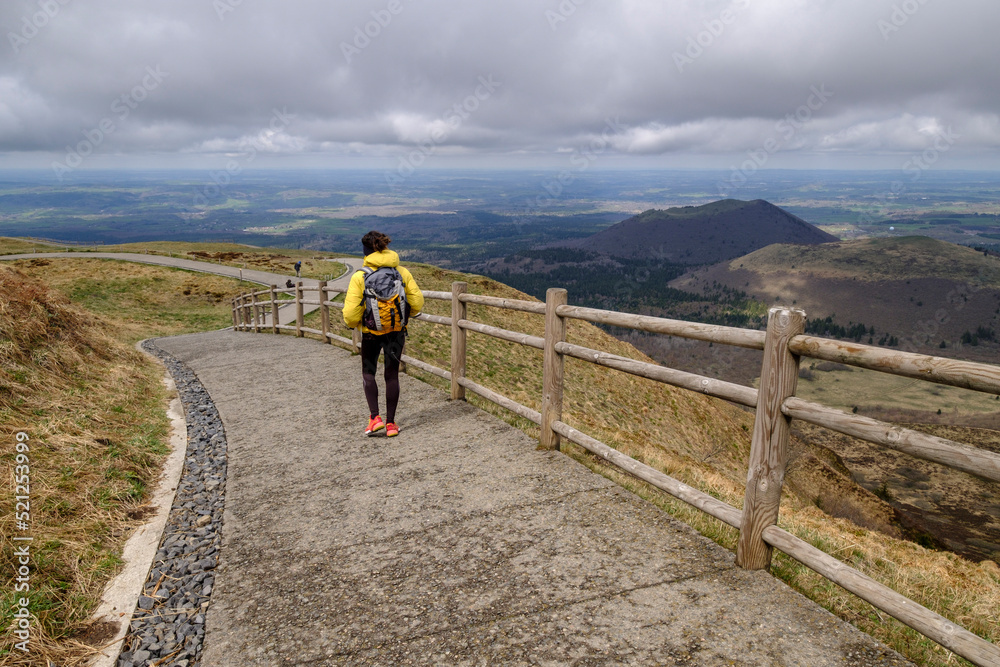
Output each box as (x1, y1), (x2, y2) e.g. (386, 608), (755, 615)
(342, 271), (365, 328)
(400, 267), (424, 316)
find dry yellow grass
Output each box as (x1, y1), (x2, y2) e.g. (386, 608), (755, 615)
(0, 265), (172, 666)
(796, 364), (1000, 416)
(95, 241), (343, 282)
(0, 239), (52, 256)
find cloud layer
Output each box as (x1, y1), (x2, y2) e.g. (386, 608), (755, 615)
(2, 0), (998, 170)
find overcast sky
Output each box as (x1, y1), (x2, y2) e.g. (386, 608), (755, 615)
(1, 0), (998, 173)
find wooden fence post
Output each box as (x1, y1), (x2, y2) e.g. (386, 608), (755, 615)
(270, 285), (278, 334)
(231, 298), (238, 329)
(541, 288), (568, 450)
(242, 295), (250, 331)
(295, 282), (304, 338)
(737, 306), (806, 570)
(251, 290), (260, 333)
(318, 280), (330, 344)
(451, 281), (468, 401)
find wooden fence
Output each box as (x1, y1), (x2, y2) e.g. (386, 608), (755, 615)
(232, 282), (1000, 666)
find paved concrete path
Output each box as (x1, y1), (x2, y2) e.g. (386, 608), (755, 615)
(0, 251), (359, 326)
(151, 329), (910, 666)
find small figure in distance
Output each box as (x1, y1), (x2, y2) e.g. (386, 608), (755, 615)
(343, 231), (424, 439)
(285, 279), (294, 289)
(294, 260), (302, 277)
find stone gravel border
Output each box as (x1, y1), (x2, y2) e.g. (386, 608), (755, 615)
(115, 340), (229, 667)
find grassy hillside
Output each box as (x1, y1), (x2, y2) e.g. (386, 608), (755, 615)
(793, 419), (1000, 564)
(672, 236), (1000, 364)
(732, 236), (1000, 284)
(3, 238), (999, 665)
(0, 266), (173, 665)
(796, 363), (1000, 417)
(1, 239), (346, 283)
(6, 257), (245, 343)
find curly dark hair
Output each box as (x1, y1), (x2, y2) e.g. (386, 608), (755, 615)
(361, 230), (391, 254)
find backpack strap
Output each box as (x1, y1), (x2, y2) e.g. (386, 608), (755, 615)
(358, 266), (379, 330)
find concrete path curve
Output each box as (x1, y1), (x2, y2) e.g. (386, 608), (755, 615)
(148, 329), (911, 666)
(0, 251), (360, 326)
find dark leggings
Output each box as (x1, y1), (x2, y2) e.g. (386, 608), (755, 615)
(360, 331), (405, 423)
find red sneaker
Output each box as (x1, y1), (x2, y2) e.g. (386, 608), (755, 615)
(385, 422), (399, 437)
(365, 415), (385, 436)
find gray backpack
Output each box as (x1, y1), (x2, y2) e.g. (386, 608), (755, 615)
(360, 266), (408, 332)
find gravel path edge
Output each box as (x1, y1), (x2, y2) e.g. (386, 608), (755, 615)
(86, 343), (189, 667)
(106, 339), (231, 667)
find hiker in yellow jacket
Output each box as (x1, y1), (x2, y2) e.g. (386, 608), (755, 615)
(343, 231), (424, 438)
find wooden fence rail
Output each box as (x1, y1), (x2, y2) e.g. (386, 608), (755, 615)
(232, 281), (1000, 666)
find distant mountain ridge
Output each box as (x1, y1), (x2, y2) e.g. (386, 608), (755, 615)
(566, 199), (838, 265)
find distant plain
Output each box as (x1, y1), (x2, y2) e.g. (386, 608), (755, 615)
(2, 169), (998, 261)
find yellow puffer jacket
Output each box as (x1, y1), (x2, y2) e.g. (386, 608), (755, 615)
(342, 250), (424, 333)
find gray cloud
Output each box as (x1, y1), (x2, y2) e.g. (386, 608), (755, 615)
(1, 0), (998, 169)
